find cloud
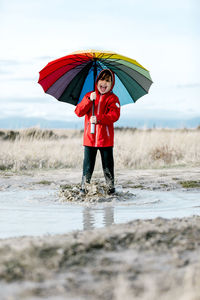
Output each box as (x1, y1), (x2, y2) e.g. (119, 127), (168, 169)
(0, 0), (199, 125)
(35, 56), (55, 61)
(0, 59), (20, 75)
(176, 83), (200, 88)
(0, 59), (19, 65)
(0, 96), (76, 119)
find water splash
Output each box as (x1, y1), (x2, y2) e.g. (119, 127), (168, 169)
(59, 181), (134, 204)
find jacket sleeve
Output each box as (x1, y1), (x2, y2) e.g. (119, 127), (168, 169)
(74, 93), (93, 117)
(97, 96), (120, 125)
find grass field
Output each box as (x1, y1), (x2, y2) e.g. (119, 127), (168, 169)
(0, 127), (199, 171)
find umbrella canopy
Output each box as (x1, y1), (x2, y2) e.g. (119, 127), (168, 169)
(38, 50), (153, 106)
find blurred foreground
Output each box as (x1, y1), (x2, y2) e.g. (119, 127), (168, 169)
(0, 216), (200, 300)
(0, 127), (200, 171)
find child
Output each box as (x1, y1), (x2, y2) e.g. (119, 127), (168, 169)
(75, 69), (120, 194)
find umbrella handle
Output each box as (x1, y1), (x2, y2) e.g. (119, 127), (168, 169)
(91, 61), (97, 135)
(91, 123), (95, 134)
(90, 100), (95, 134)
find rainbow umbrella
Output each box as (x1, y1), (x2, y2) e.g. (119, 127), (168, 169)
(38, 50), (153, 106)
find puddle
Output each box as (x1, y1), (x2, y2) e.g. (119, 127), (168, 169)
(0, 187), (200, 238)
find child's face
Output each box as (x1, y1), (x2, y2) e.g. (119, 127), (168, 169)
(97, 76), (112, 94)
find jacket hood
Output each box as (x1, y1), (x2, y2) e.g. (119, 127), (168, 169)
(95, 69), (115, 94)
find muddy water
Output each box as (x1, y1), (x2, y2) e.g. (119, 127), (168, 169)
(0, 186), (200, 238)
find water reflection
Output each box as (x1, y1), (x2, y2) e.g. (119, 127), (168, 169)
(83, 207), (114, 230)
(1, 188), (200, 238)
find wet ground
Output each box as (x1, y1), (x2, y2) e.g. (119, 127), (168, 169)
(0, 183), (200, 238)
(0, 167), (200, 300)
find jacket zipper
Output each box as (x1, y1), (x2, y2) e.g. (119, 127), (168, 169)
(97, 95), (102, 115)
(95, 95), (102, 147)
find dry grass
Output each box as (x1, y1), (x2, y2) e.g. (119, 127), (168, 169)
(0, 128), (199, 171)
(115, 128), (200, 169)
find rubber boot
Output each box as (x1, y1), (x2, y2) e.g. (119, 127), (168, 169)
(107, 186), (115, 195)
(104, 168), (115, 194)
(80, 175), (91, 195)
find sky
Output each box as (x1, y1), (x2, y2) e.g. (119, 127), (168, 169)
(0, 0), (200, 126)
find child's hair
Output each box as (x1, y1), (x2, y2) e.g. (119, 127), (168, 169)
(97, 69), (112, 82)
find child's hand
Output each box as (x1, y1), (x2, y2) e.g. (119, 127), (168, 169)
(90, 116), (97, 124)
(90, 92), (96, 101)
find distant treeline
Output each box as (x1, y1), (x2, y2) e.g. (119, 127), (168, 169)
(0, 128), (58, 141)
(0, 126), (200, 141)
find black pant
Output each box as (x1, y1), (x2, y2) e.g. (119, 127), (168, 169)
(82, 146), (114, 188)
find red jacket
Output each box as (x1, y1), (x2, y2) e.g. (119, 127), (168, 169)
(75, 70), (120, 147)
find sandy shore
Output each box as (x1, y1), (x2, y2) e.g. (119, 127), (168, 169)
(0, 167), (200, 299)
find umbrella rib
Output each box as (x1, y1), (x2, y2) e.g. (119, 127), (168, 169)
(96, 53), (115, 63)
(98, 58), (153, 88)
(59, 61), (93, 105)
(73, 61), (94, 103)
(114, 74), (135, 103)
(102, 60), (149, 100)
(104, 59), (153, 83)
(78, 52), (93, 60)
(39, 60), (92, 87)
(40, 54), (92, 78)
(70, 54), (91, 64)
(98, 56), (148, 75)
